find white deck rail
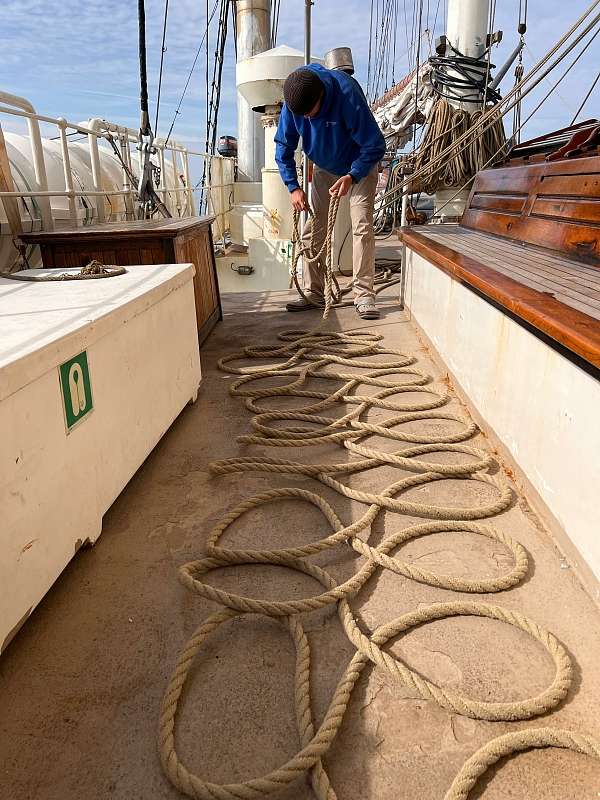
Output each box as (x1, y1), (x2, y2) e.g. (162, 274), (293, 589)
(0, 91), (234, 241)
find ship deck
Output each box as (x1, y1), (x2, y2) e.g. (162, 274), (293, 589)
(2, 265), (600, 799)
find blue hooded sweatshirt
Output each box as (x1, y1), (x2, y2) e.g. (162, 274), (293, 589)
(275, 63), (386, 192)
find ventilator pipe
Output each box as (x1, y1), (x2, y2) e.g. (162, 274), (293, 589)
(236, 0), (271, 182)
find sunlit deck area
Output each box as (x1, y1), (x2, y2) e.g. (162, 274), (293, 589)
(2, 273), (600, 800)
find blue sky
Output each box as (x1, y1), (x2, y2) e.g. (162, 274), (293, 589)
(1, 0), (598, 148)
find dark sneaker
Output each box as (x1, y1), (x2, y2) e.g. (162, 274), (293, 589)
(355, 301), (380, 320)
(286, 293), (324, 312)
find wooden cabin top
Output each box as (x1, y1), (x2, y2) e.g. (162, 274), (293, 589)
(21, 215), (216, 244)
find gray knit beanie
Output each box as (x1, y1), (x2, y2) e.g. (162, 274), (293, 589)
(283, 69), (324, 114)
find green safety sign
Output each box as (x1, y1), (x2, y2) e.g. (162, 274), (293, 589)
(58, 351), (94, 432)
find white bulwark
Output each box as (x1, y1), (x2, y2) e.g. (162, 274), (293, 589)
(402, 246), (600, 597)
(0, 264), (201, 651)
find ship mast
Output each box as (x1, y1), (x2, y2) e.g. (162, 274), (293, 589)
(436, 0), (491, 217)
(445, 0), (491, 111)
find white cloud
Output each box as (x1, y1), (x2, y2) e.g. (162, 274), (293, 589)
(1, 0), (597, 146)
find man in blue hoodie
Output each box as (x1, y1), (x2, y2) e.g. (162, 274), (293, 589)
(275, 63), (386, 319)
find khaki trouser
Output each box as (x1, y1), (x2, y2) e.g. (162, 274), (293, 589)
(301, 164), (378, 304)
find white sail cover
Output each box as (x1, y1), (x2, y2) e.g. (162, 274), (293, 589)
(373, 64), (436, 149)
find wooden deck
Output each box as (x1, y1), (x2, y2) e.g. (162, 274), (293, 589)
(416, 225), (600, 321)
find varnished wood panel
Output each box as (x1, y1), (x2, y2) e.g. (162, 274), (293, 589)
(174, 227), (220, 342)
(418, 226), (600, 319)
(23, 217), (222, 346)
(21, 215), (215, 243)
(463, 155), (600, 265)
(470, 193), (527, 215)
(531, 197), (600, 226)
(402, 227), (600, 368)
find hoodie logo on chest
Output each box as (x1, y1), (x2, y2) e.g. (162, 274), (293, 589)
(324, 120), (337, 127)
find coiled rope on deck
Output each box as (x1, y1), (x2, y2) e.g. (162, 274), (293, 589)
(445, 728), (600, 800)
(159, 327), (589, 799)
(0, 259), (126, 282)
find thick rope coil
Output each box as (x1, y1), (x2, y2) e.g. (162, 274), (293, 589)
(290, 196), (402, 318)
(444, 728), (600, 800)
(159, 326), (581, 800)
(413, 98), (507, 195)
(291, 197), (341, 319)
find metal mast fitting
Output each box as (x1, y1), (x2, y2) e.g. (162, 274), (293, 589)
(236, 0), (271, 182)
(325, 47), (355, 75)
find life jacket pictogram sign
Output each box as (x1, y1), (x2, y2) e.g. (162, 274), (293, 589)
(58, 351), (93, 432)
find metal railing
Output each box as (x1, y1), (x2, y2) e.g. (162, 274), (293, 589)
(0, 90), (234, 239)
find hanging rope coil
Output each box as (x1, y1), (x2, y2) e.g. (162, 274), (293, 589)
(290, 198), (402, 318)
(290, 196), (342, 318)
(157, 326), (591, 800)
(413, 97), (508, 195)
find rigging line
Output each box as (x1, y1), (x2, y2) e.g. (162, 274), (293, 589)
(387, 0), (397, 85)
(482, 0), (496, 108)
(412, 0), (424, 154)
(210, 0), (229, 152)
(432, 0), (442, 34)
(155, 0), (170, 135)
(274, 0), (281, 45)
(372, 0), (380, 99)
(199, 0), (230, 210)
(378, 0), (394, 92)
(206, 0), (210, 152)
(524, 43), (578, 114)
(376, 0), (384, 97)
(163, 0), (220, 145)
(391, 0), (396, 85)
(392, 28), (428, 68)
(271, 0), (279, 46)
(231, 0), (238, 57)
(379, 0), (391, 95)
(570, 68), (600, 124)
(367, 0), (375, 98)
(392, 0), (398, 84)
(381, 0), (391, 90)
(409, 0), (417, 70)
(432, 24), (600, 221)
(138, 0), (151, 134)
(402, 0), (411, 71)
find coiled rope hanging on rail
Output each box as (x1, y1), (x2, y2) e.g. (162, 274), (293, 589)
(158, 323), (600, 799)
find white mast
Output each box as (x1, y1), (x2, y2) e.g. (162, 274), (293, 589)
(446, 0), (490, 62)
(446, 0), (490, 109)
(236, 0), (271, 182)
(436, 0), (491, 217)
